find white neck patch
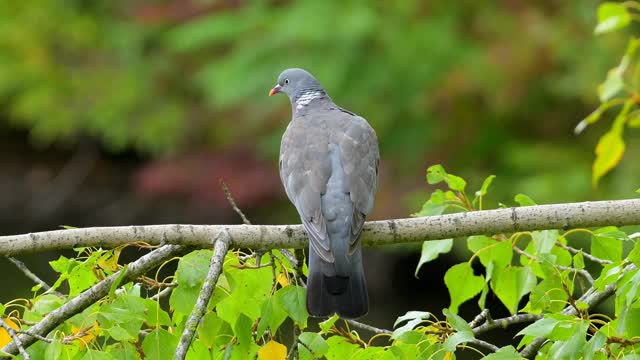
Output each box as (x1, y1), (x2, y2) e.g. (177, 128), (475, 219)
(295, 91), (323, 110)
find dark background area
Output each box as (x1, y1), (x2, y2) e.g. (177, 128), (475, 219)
(1, 0), (638, 353)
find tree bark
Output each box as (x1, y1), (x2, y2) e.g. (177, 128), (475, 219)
(1, 199), (639, 255)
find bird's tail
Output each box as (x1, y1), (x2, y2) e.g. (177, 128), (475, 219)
(306, 246), (369, 319)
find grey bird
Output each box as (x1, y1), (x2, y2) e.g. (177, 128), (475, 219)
(269, 68), (379, 318)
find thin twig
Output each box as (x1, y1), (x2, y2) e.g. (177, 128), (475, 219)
(556, 242), (612, 265)
(466, 338), (500, 353)
(513, 247), (594, 285)
(0, 317), (30, 359)
(287, 322), (301, 360)
(221, 180), (251, 225)
(174, 233), (230, 360)
(472, 313), (543, 336)
(345, 319), (392, 335)
(5, 256), (64, 297)
(1, 245), (190, 356)
(151, 286), (174, 301)
(468, 309), (490, 328)
(14, 330), (53, 343)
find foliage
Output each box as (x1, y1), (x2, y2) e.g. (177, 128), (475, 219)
(1, 165), (638, 359)
(577, 1), (640, 186)
(2, 1), (638, 203)
(411, 165), (640, 358)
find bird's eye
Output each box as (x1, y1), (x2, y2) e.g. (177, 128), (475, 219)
(284, 79), (290, 85)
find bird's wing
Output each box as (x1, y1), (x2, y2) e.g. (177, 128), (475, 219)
(279, 118), (334, 262)
(334, 112), (380, 252)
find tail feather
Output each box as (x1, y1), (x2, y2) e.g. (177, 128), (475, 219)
(306, 247), (368, 319)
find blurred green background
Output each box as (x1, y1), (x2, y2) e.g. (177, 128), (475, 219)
(0, 0), (638, 346)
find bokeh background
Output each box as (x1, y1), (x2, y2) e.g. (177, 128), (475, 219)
(1, 0), (639, 352)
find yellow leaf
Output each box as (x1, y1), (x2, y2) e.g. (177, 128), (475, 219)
(71, 322), (99, 348)
(0, 318), (20, 348)
(258, 340), (287, 360)
(277, 273), (289, 288)
(593, 130), (625, 187)
(98, 248), (121, 272)
(444, 352), (453, 360)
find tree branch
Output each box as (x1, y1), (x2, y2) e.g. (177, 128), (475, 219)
(174, 232), (230, 360)
(472, 313), (543, 336)
(1, 245), (190, 356)
(0, 318), (30, 359)
(1, 199), (639, 255)
(5, 256), (64, 296)
(345, 319), (392, 335)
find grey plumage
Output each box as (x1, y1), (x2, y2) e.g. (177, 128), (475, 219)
(271, 68), (379, 318)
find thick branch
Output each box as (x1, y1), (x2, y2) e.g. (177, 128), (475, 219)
(175, 232), (230, 360)
(1, 199), (639, 255)
(1, 245), (189, 356)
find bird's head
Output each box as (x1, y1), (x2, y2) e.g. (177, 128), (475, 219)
(269, 68), (324, 100)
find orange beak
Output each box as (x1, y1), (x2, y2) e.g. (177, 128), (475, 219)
(269, 85), (282, 96)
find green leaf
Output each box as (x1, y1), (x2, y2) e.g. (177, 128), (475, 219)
(467, 235), (513, 269)
(483, 346), (521, 360)
(478, 175), (496, 197)
(490, 266), (536, 314)
(618, 303), (640, 337)
(532, 230), (559, 255)
(234, 313), (253, 346)
(595, 2), (631, 34)
(525, 274), (567, 314)
(50, 256), (73, 273)
(176, 250), (212, 287)
(216, 264), (272, 325)
(68, 261), (99, 297)
(426, 164), (466, 191)
(169, 283), (201, 316)
(444, 263), (484, 314)
(591, 235), (622, 262)
(415, 239), (453, 277)
(197, 311), (233, 348)
(325, 336), (360, 359)
(142, 298), (172, 327)
(443, 308), (472, 332)
(583, 331), (607, 360)
(517, 316), (561, 337)
(319, 314), (339, 333)
(547, 330), (587, 359)
(276, 285), (308, 328)
(108, 264), (128, 300)
(298, 332), (329, 360)
(31, 294), (65, 315)
(594, 263), (622, 291)
(392, 311), (431, 339)
(80, 350), (113, 360)
(628, 241), (640, 266)
(106, 342), (138, 360)
(592, 128), (625, 187)
(514, 194), (537, 206)
(413, 189), (464, 216)
(256, 297), (288, 337)
(142, 329), (179, 360)
(573, 252), (585, 270)
(98, 294), (146, 341)
(443, 330), (474, 352)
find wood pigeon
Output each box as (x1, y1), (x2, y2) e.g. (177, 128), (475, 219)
(270, 68), (379, 318)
